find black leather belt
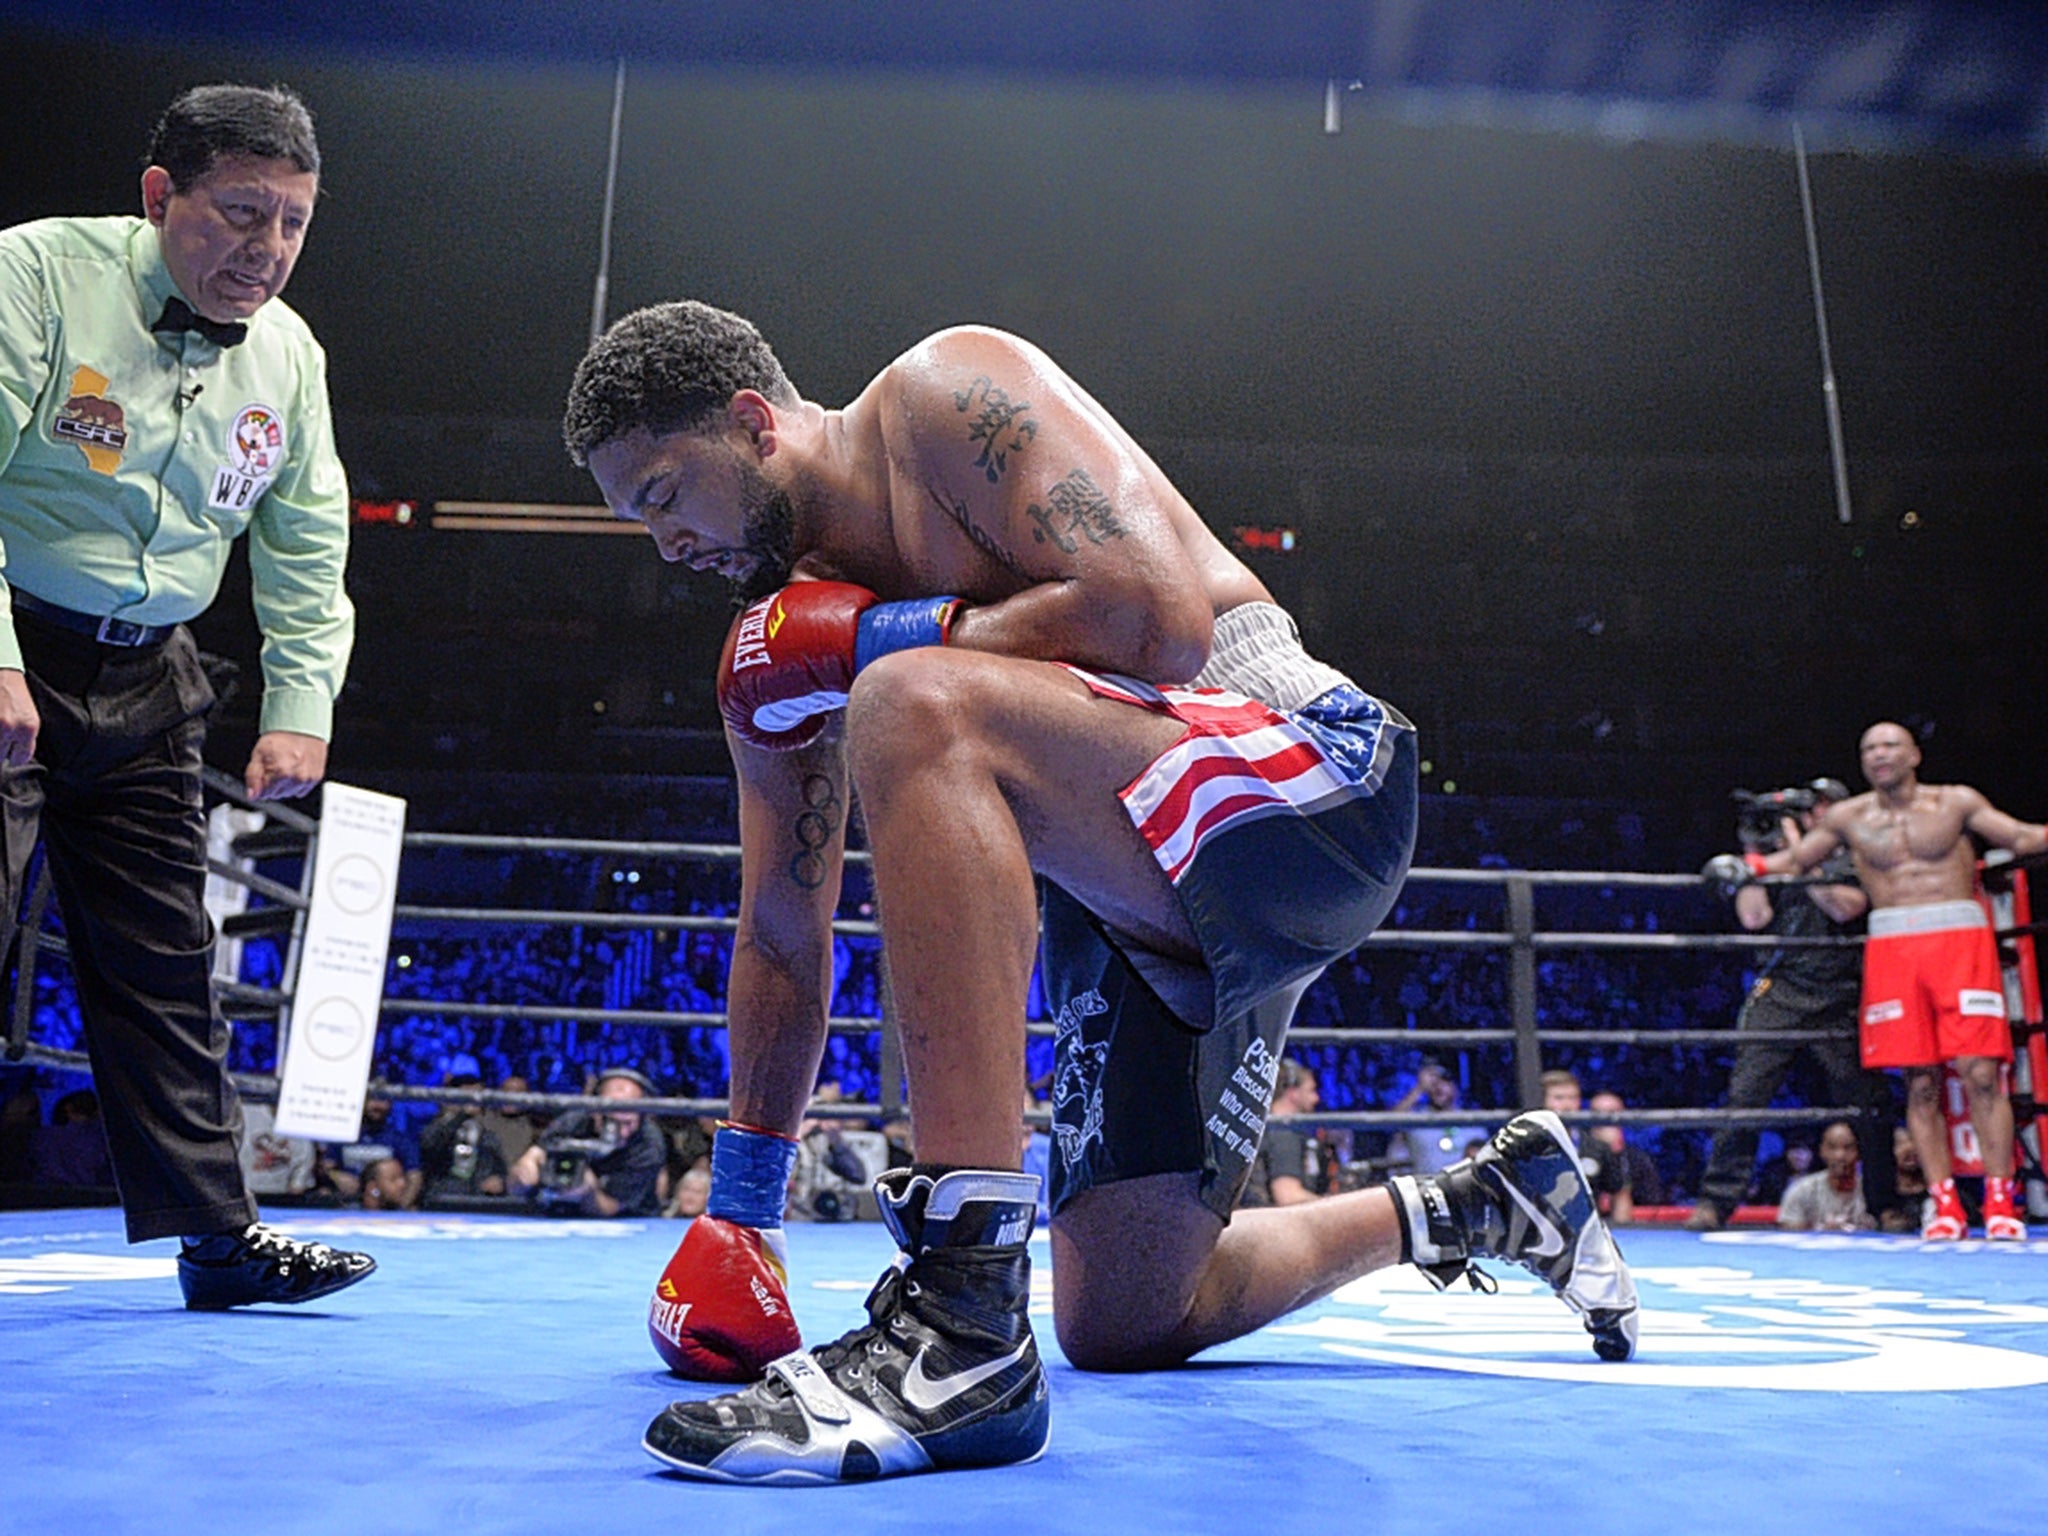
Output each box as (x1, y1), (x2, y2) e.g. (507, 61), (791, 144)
(10, 588), (175, 647)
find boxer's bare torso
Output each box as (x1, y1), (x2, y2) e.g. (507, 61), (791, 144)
(1821, 785), (1989, 909)
(1780, 721), (2045, 910)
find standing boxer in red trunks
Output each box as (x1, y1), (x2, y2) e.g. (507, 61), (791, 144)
(564, 301), (1636, 1485)
(1768, 722), (2046, 1240)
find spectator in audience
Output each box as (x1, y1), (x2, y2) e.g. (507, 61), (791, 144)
(0, 1081), (41, 1183)
(509, 1066), (667, 1217)
(1543, 1070), (1632, 1224)
(237, 1100), (315, 1199)
(1389, 1058), (1490, 1177)
(359, 1155), (413, 1211)
(419, 1076), (509, 1201)
(660, 1111), (718, 1198)
(1589, 1091), (1665, 1207)
(317, 1096), (422, 1208)
(476, 1072), (540, 1165)
(1883, 1124), (1928, 1234)
(1776, 1120), (1873, 1231)
(1239, 1059), (1322, 1207)
(1752, 1136), (1814, 1207)
(664, 1162), (712, 1220)
(28, 1088), (114, 1188)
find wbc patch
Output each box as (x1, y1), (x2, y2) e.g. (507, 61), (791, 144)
(1959, 988), (2006, 1018)
(52, 365), (128, 475)
(210, 402), (286, 510)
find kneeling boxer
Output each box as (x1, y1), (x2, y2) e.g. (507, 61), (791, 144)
(564, 303), (1638, 1485)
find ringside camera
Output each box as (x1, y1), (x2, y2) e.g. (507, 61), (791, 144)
(1731, 778), (1850, 852)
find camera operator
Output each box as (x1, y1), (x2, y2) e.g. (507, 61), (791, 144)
(1690, 780), (1895, 1230)
(786, 1117), (874, 1223)
(418, 1073), (509, 1203)
(508, 1068), (668, 1218)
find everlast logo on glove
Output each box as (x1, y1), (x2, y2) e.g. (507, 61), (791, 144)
(650, 1294), (693, 1349)
(715, 581), (963, 751)
(647, 1216), (803, 1380)
(730, 594), (780, 673)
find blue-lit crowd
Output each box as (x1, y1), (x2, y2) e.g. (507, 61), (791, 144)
(1, 780), (1848, 1214)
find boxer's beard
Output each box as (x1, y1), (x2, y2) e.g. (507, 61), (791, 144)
(731, 479), (797, 606)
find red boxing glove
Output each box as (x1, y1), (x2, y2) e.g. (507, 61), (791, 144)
(716, 581), (966, 751)
(716, 582), (876, 751)
(647, 1215), (802, 1381)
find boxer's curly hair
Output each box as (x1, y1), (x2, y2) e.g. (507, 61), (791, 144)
(563, 300), (798, 465)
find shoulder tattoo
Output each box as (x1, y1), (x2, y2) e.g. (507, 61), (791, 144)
(788, 772), (842, 891)
(952, 375), (1037, 483)
(1025, 467), (1125, 554)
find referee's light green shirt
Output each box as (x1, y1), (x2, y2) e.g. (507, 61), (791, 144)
(0, 214), (353, 740)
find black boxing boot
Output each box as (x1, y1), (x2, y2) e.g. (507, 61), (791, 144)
(644, 1168), (1049, 1483)
(1390, 1111), (1639, 1362)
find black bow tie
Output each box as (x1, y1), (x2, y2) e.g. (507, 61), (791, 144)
(152, 296), (247, 349)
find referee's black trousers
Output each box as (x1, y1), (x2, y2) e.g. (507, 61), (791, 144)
(1, 613), (256, 1242)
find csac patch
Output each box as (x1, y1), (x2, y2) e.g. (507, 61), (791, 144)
(52, 365), (128, 475)
(210, 401), (286, 510)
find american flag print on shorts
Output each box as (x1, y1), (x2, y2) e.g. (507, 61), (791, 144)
(1065, 667), (1399, 887)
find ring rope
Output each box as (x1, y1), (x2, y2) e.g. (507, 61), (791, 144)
(16, 775), (2036, 1143)
(3, 1042), (1882, 1135)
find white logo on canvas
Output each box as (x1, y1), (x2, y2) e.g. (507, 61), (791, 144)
(1050, 988), (1110, 1173)
(901, 1342), (1031, 1412)
(0, 1253), (176, 1295)
(1272, 1250), (2048, 1392)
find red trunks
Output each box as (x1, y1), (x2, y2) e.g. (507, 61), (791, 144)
(1860, 901), (2011, 1068)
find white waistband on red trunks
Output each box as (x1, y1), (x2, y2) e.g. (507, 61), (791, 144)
(1867, 900), (1987, 938)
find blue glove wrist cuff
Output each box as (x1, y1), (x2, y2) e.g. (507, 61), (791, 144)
(853, 597), (961, 674)
(708, 1124), (798, 1228)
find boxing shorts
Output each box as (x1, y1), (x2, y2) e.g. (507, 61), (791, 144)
(1043, 602), (1416, 1221)
(1859, 900), (2012, 1068)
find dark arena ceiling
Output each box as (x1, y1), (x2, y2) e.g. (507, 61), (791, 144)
(2, 2), (2043, 805)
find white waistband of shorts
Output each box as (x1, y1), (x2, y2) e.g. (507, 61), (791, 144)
(1868, 900), (1987, 937)
(1189, 602), (1354, 715)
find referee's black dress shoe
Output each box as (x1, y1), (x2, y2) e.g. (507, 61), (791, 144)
(178, 1222), (377, 1310)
